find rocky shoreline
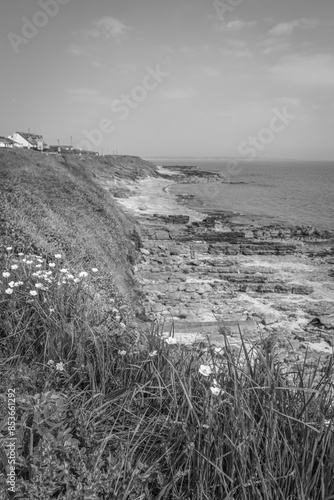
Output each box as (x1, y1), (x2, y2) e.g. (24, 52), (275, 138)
(114, 164), (334, 370)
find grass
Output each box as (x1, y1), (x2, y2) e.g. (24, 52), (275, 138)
(0, 246), (333, 499)
(0, 150), (334, 499)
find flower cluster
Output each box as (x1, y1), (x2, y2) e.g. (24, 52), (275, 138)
(1, 249), (99, 297)
(199, 363), (225, 397)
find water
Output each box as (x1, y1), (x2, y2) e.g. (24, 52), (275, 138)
(149, 159), (334, 232)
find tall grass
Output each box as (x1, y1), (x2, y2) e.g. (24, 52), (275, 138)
(1, 245), (334, 499)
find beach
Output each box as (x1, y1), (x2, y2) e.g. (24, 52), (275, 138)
(111, 164), (334, 370)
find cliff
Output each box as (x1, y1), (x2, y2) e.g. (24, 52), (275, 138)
(0, 149), (158, 314)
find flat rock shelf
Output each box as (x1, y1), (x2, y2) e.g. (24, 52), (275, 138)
(114, 165), (334, 373)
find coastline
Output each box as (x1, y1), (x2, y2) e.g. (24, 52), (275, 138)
(112, 163), (334, 367)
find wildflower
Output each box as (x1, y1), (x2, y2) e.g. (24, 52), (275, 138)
(47, 360), (54, 367)
(6, 247), (13, 251)
(120, 322), (126, 328)
(46, 271), (52, 276)
(10, 265), (18, 270)
(8, 281), (15, 288)
(2, 272), (10, 278)
(35, 283), (43, 289)
(73, 278), (80, 283)
(18, 253), (24, 256)
(48, 263), (56, 268)
(214, 347), (224, 354)
(199, 365), (213, 377)
(22, 259), (27, 263)
(29, 290), (38, 296)
(17, 281), (24, 286)
(56, 362), (65, 372)
(210, 386), (223, 396)
(5, 288), (13, 295)
(79, 271), (88, 278)
(66, 273), (74, 280)
(35, 264), (42, 268)
(92, 268), (98, 273)
(26, 260), (33, 265)
(118, 350), (127, 356)
(149, 350), (158, 357)
(60, 269), (68, 273)
(54, 254), (62, 259)
(32, 272), (42, 277)
(165, 337), (178, 345)
(37, 259), (44, 263)
(49, 308), (55, 313)
(115, 315), (121, 322)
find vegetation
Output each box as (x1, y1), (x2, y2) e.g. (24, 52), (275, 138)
(0, 150), (334, 499)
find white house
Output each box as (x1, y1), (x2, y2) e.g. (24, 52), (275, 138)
(0, 136), (21, 148)
(8, 132), (49, 151)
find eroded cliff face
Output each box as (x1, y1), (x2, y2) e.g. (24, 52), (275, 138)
(113, 165), (334, 370)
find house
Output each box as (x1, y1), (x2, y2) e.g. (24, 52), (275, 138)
(8, 132), (49, 151)
(0, 136), (21, 148)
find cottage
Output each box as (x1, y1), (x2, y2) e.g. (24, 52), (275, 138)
(8, 132), (49, 151)
(0, 136), (21, 148)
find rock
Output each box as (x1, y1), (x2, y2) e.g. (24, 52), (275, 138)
(155, 230), (170, 240)
(291, 285), (314, 295)
(261, 314), (279, 326)
(140, 248), (150, 256)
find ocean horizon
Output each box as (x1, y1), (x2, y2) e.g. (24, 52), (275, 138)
(147, 158), (334, 233)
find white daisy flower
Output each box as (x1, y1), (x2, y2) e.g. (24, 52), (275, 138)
(10, 265), (18, 270)
(199, 365), (213, 377)
(54, 254), (62, 259)
(165, 337), (178, 345)
(5, 288), (13, 295)
(29, 290), (38, 296)
(210, 386), (223, 396)
(2, 272), (10, 278)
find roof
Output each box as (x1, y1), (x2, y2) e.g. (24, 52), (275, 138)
(16, 132), (48, 148)
(0, 136), (17, 144)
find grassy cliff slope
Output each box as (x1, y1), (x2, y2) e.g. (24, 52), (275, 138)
(0, 149), (157, 310)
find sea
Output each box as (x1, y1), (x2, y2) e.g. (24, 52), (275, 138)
(147, 159), (334, 233)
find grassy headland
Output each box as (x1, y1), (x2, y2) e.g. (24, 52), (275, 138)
(0, 150), (333, 499)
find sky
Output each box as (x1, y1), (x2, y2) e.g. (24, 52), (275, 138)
(0, 0), (334, 159)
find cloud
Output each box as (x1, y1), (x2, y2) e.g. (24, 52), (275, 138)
(220, 43), (253, 58)
(161, 88), (197, 99)
(218, 20), (256, 31)
(268, 18), (320, 36)
(67, 88), (111, 105)
(179, 46), (210, 57)
(202, 66), (221, 77)
(259, 37), (291, 55)
(269, 53), (334, 86)
(81, 17), (131, 42)
(67, 44), (90, 57)
(225, 39), (247, 49)
(276, 97), (301, 106)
